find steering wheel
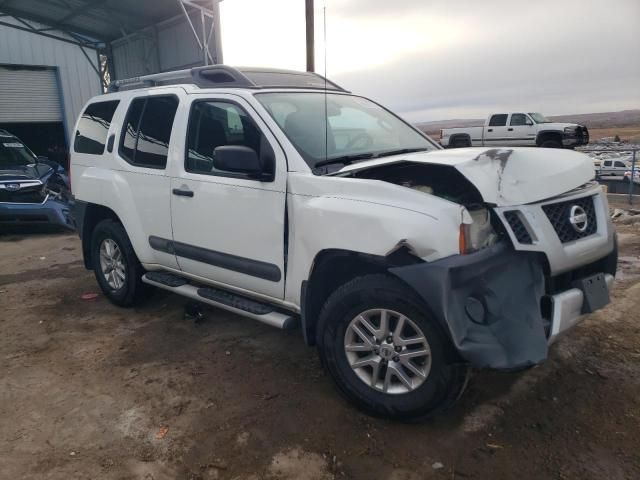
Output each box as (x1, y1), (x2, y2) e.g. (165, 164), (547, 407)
(345, 133), (374, 150)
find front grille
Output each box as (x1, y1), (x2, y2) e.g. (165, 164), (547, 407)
(0, 188), (45, 203)
(0, 214), (48, 222)
(542, 195), (597, 243)
(504, 211), (532, 244)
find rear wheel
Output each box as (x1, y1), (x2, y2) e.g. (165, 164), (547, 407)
(318, 274), (469, 421)
(90, 219), (147, 307)
(452, 137), (471, 148)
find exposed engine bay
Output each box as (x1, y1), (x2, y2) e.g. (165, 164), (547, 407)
(347, 161), (501, 251)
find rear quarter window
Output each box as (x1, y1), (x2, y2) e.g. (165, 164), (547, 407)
(74, 100), (119, 154)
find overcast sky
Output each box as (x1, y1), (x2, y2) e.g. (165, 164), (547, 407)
(220, 0), (640, 122)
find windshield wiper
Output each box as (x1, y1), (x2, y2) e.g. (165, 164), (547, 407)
(373, 147), (429, 159)
(314, 153), (375, 169)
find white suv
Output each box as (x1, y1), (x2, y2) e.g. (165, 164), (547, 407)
(71, 66), (617, 420)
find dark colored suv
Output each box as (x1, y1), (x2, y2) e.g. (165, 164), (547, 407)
(0, 129), (73, 229)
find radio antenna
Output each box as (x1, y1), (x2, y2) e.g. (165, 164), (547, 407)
(323, 3), (328, 165)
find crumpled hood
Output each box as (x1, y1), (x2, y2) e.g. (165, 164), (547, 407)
(0, 164), (52, 183)
(336, 147), (595, 206)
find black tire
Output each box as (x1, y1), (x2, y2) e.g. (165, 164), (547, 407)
(317, 274), (469, 421)
(90, 219), (147, 307)
(539, 138), (563, 148)
(452, 137), (471, 148)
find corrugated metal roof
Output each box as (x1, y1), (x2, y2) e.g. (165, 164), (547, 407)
(0, 0), (215, 42)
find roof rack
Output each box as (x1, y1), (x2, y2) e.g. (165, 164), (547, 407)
(107, 65), (348, 93)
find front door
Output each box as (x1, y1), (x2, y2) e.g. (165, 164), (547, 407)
(506, 113), (537, 146)
(169, 95), (287, 300)
(483, 113), (509, 146)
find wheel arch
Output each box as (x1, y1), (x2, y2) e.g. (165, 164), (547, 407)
(536, 130), (563, 147)
(448, 133), (472, 148)
(300, 247), (423, 346)
(79, 203), (122, 269)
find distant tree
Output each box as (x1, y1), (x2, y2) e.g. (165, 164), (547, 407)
(614, 134), (621, 142)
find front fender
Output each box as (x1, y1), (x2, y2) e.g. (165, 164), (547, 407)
(285, 173), (463, 306)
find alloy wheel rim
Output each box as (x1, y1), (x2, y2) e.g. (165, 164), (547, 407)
(99, 238), (126, 290)
(344, 308), (431, 394)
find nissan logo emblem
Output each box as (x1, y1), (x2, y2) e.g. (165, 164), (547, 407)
(5, 183), (21, 192)
(569, 205), (588, 233)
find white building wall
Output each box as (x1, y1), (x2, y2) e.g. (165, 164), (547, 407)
(0, 17), (102, 144)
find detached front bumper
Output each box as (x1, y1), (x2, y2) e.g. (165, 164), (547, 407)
(0, 197), (75, 229)
(389, 240), (616, 370)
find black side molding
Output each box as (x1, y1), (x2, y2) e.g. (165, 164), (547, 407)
(149, 236), (281, 282)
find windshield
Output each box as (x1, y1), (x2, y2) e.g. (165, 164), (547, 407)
(528, 112), (550, 123)
(256, 92), (437, 169)
(0, 139), (37, 169)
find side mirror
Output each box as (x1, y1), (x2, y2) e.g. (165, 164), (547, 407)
(213, 145), (264, 178)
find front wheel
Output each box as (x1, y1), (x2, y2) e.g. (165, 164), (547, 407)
(318, 274), (469, 421)
(90, 219), (147, 307)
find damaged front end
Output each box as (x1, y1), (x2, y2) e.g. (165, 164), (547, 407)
(339, 150), (616, 370)
(0, 164), (74, 229)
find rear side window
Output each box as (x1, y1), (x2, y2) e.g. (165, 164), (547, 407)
(488, 114), (508, 126)
(74, 100), (119, 154)
(119, 95), (178, 169)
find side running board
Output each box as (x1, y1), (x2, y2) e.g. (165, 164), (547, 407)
(142, 272), (297, 330)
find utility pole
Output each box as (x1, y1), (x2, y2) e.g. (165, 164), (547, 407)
(305, 0), (314, 72)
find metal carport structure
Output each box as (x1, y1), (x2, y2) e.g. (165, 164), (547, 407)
(0, 0), (223, 90)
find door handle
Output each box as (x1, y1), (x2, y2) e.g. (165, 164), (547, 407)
(508, 128), (514, 131)
(487, 128), (493, 132)
(106, 134), (115, 153)
(172, 188), (194, 197)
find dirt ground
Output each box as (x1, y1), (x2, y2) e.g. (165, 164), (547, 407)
(1, 201), (639, 479)
(588, 126), (640, 144)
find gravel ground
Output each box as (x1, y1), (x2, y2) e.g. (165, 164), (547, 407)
(1, 207), (639, 479)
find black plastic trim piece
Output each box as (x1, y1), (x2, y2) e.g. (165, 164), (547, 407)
(146, 271), (187, 287)
(72, 199), (88, 239)
(197, 287), (274, 314)
(148, 236), (281, 282)
(172, 188), (194, 197)
(389, 242), (549, 370)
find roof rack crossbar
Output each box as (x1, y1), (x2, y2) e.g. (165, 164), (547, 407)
(107, 65), (347, 93)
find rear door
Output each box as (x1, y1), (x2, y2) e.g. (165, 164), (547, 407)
(113, 93), (181, 268)
(506, 113), (537, 146)
(168, 94), (287, 300)
(483, 114), (509, 145)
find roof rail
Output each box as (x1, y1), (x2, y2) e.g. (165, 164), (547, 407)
(107, 65), (347, 93)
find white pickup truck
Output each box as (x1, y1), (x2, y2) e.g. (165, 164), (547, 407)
(440, 113), (589, 149)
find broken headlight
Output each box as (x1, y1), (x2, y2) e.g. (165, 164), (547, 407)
(459, 208), (498, 254)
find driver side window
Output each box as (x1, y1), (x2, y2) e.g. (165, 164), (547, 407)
(185, 100), (270, 177)
(510, 113), (531, 126)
